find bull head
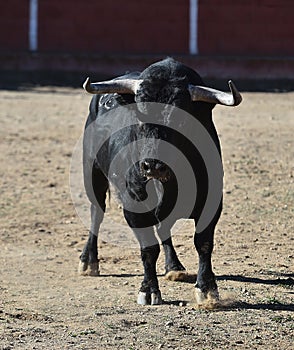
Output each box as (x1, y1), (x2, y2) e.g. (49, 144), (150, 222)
(83, 77), (242, 107)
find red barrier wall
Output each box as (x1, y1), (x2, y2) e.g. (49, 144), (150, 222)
(0, 1), (293, 56)
(38, 0), (189, 54)
(198, 0), (294, 56)
(0, 0), (29, 51)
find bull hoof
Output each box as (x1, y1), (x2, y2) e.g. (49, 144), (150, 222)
(165, 270), (196, 283)
(137, 291), (151, 305)
(78, 260), (88, 274)
(195, 287), (219, 309)
(151, 291), (162, 305)
(78, 261), (100, 276)
(137, 291), (162, 305)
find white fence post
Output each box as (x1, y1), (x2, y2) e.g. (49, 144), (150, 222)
(29, 0), (38, 51)
(189, 0), (198, 55)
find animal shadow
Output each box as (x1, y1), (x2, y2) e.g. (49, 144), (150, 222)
(217, 274), (294, 312)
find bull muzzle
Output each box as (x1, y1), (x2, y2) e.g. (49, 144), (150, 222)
(141, 159), (170, 183)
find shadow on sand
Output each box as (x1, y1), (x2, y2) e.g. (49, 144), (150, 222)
(156, 273), (294, 311)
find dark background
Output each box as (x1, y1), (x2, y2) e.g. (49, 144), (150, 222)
(1, 0), (293, 90)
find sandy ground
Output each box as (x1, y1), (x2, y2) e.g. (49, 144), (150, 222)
(0, 87), (293, 350)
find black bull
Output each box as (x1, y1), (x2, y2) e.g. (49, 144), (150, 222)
(78, 58), (242, 306)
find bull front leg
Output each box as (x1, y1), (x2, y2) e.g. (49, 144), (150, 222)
(194, 220), (219, 307)
(137, 243), (162, 305)
(124, 208), (162, 305)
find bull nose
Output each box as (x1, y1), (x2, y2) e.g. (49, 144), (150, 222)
(142, 160), (152, 173)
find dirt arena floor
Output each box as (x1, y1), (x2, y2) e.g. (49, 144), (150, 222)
(0, 86), (293, 349)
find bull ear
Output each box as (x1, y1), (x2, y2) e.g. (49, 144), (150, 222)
(83, 78), (143, 95)
(188, 80), (242, 106)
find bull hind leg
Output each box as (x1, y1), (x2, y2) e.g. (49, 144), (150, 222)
(78, 204), (105, 276)
(156, 224), (186, 277)
(79, 168), (108, 276)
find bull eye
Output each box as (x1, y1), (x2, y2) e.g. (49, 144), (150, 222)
(105, 98), (113, 109)
(98, 95), (113, 110)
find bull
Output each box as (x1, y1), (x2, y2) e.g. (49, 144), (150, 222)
(78, 58), (242, 306)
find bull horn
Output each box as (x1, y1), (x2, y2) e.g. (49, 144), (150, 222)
(83, 77), (142, 95)
(188, 80), (242, 106)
